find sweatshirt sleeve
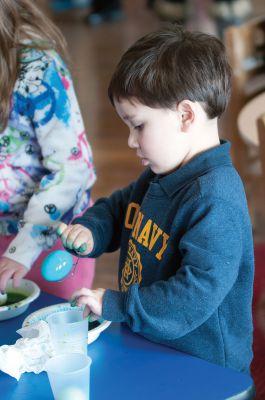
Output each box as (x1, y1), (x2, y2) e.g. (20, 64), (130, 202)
(102, 197), (244, 341)
(73, 182), (135, 257)
(3, 51), (96, 269)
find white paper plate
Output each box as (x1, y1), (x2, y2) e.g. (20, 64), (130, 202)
(22, 303), (111, 344)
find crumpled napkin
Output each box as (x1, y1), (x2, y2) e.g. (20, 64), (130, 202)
(0, 321), (54, 380)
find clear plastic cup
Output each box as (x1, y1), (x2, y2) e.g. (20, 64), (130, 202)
(45, 353), (92, 400)
(46, 310), (88, 355)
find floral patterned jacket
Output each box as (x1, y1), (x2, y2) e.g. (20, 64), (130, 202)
(0, 47), (96, 269)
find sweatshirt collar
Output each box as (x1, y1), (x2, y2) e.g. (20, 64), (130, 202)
(154, 141), (232, 197)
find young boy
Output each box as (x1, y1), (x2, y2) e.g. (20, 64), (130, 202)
(58, 26), (254, 373)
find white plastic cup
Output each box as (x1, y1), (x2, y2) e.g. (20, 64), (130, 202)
(45, 353), (92, 400)
(46, 310), (88, 355)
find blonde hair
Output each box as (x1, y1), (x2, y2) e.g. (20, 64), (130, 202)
(0, 0), (67, 130)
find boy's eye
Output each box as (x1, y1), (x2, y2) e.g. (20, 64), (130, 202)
(134, 124), (143, 131)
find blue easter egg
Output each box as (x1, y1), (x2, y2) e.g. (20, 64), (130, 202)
(41, 250), (73, 282)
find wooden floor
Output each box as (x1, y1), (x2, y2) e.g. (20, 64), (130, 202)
(43, 0), (265, 290)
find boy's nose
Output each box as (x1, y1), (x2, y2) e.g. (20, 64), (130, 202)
(128, 130), (138, 149)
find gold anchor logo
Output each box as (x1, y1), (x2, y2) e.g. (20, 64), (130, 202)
(121, 239), (142, 292)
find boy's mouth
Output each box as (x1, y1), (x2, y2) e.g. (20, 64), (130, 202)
(136, 151), (149, 166)
(141, 158), (149, 166)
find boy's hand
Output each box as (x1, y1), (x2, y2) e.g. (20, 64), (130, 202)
(70, 288), (106, 318)
(57, 222), (94, 255)
(0, 257), (28, 293)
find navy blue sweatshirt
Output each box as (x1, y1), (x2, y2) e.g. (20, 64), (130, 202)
(74, 141), (254, 373)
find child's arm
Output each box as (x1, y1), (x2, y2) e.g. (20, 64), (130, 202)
(96, 198), (249, 340)
(2, 50), (96, 277)
(63, 181), (136, 257)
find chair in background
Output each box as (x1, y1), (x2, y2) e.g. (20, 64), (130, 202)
(220, 16), (265, 227)
(220, 16), (265, 182)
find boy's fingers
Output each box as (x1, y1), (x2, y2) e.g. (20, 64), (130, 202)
(57, 223), (93, 254)
(83, 305), (91, 319)
(58, 223), (80, 238)
(60, 225), (82, 249)
(59, 225), (87, 251)
(69, 288), (103, 317)
(76, 294), (92, 306)
(71, 287), (91, 299)
(77, 243), (87, 253)
(65, 232), (77, 250)
(57, 222), (68, 236)
(72, 233), (93, 255)
(74, 240), (92, 255)
(70, 297), (77, 307)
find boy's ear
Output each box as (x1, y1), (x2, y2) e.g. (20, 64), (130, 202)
(176, 100), (195, 132)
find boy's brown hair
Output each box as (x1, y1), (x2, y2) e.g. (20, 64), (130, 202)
(108, 25), (231, 119)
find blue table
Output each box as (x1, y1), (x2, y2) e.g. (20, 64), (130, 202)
(0, 292), (255, 400)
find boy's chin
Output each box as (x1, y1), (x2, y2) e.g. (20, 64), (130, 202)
(150, 166), (166, 175)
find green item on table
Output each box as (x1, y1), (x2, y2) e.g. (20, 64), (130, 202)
(0, 291), (28, 307)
